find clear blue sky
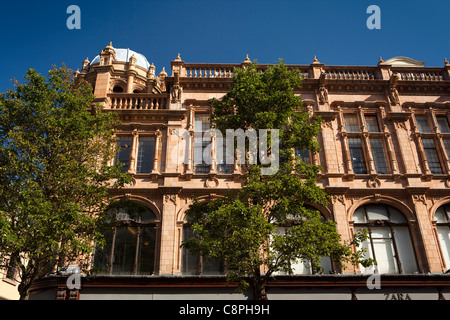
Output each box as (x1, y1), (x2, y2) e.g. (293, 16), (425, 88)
(1, 0), (449, 92)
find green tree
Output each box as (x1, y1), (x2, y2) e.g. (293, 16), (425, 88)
(182, 61), (373, 300)
(0, 67), (130, 299)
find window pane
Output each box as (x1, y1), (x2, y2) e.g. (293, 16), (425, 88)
(353, 207), (367, 223)
(216, 136), (233, 174)
(435, 206), (449, 223)
(194, 114), (210, 132)
(194, 114), (211, 173)
(112, 227), (138, 275)
(136, 137), (155, 174)
(416, 115), (431, 133)
(202, 257), (225, 275)
(182, 227), (200, 275)
(422, 138), (443, 174)
(348, 138), (367, 174)
(355, 227), (374, 274)
(344, 114), (359, 132)
(365, 115), (380, 132)
(366, 205), (389, 221)
(295, 148), (311, 164)
(372, 236), (398, 273)
(388, 207), (407, 223)
(394, 227), (418, 274)
(437, 226), (450, 270)
(93, 227), (114, 274)
(137, 226), (156, 275)
(437, 116), (450, 133)
(370, 138), (389, 174)
(370, 227), (398, 274)
(115, 136), (132, 172)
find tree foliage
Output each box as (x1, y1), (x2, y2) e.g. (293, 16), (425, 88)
(0, 67), (130, 299)
(182, 61), (373, 300)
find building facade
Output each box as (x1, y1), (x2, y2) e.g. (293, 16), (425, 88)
(27, 43), (450, 300)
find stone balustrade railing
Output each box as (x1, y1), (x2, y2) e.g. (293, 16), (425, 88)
(324, 67), (378, 80)
(184, 64), (240, 78)
(108, 93), (169, 110)
(394, 68), (446, 81)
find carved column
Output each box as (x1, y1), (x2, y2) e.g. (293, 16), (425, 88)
(409, 191), (442, 273)
(129, 129), (139, 174)
(337, 107), (354, 176)
(358, 107), (376, 174)
(152, 129), (162, 174)
(159, 194), (178, 274)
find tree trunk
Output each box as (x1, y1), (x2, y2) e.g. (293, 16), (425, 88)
(18, 281), (31, 300)
(252, 280), (268, 300)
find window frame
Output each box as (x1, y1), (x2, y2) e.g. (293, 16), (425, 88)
(94, 204), (160, 276)
(412, 112), (450, 176)
(341, 111), (392, 176)
(434, 203), (450, 271)
(353, 204), (418, 274)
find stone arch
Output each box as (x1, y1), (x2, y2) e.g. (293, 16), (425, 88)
(429, 196), (450, 221)
(132, 84), (146, 93)
(111, 80), (126, 93)
(176, 194), (226, 222)
(110, 194), (161, 221)
(348, 195), (415, 222)
(305, 202), (333, 222)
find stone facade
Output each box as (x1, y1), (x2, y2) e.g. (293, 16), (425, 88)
(26, 44), (450, 300)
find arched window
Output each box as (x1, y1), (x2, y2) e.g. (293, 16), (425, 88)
(113, 85), (124, 93)
(353, 204), (418, 274)
(273, 206), (333, 275)
(181, 216), (226, 275)
(434, 204), (450, 272)
(94, 202), (158, 275)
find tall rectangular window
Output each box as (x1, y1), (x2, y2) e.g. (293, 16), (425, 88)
(136, 136), (155, 174)
(194, 114), (211, 173)
(115, 136), (132, 172)
(348, 138), (367, 174)
(370, 138), (389, 174)
(416, 115), (432, 133)
(437, 116), (450, 133)
(216, 137), (233, 174)
(422, 138), (443, 174)
(295, 148), (311, 164)
(365, 115), (380, 132)
(344, 114), (359, 132)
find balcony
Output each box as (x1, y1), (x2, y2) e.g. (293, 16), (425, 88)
(107, 93), (169, 110)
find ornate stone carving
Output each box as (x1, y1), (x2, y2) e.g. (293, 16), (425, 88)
(331, 195), (345, 206)
(164, 194), (177, 205)
(412, 194), (426, 205)
(367, 177), (381, 189)
(205, 177), (219, 188)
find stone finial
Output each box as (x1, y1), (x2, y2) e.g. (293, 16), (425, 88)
(175, 53), (182, 61)
(378, 56), (388, 66)
(445, 58), (449, 66)
(129, 54), (137, 65)
(312, 56), (320, 64)
(148, 62), (156, 75)
(159, 67), (168, 77)
(82, 57), (90, 69)
(244, 54), (251, 62)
